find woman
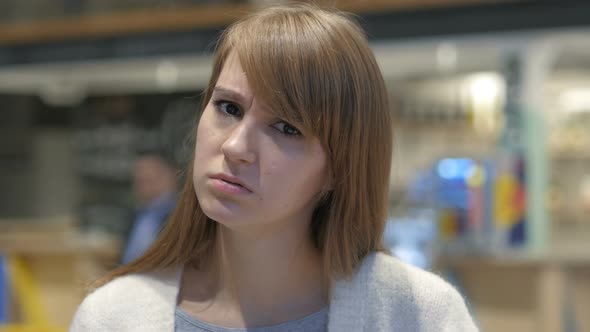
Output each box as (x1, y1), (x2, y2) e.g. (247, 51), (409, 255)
(71, 4), (477, 332)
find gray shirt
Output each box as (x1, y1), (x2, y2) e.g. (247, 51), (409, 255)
(175, 306), (328, 332)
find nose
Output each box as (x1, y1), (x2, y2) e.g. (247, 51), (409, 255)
(221, 121), (257, 164)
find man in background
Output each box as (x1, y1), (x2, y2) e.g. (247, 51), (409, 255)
(121, 153), (177, 264)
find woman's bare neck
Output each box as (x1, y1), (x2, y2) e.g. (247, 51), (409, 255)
(177, 224), (327, 328)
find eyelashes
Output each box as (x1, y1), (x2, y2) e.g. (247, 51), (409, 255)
(272, 121), (301, 137)
(214, 100), (241, 117)
(212, 99), (302, 138)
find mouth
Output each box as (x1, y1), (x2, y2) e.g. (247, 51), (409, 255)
(209, 173), (252, 193)
(219, 178), (244, 187)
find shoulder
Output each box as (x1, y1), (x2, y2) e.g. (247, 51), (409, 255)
(367, 252), (461, 299)
(69, 269), (181, 332)
(332, 252), (478, 331)
(369, 252), (478, 331)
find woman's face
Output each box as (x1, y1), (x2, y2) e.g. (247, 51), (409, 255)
(193, 54), (329, 230)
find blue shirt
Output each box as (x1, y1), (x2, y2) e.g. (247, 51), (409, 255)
(122, 193), (175, 264)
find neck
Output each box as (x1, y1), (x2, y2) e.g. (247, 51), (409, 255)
(181, 219), (327, 327)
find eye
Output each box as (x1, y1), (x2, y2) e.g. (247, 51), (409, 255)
(213, 100), (241, 117)
(272, 121), (302, 137)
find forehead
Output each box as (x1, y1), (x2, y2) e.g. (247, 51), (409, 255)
(216, 54), (253, 100)
(212, 51), (306, 132)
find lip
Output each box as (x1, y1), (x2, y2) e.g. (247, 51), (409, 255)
(209, 173), (253, 193)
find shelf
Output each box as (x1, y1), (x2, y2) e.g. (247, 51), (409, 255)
(0, 218), (121, 258)
(551, 151), (590, 161)
(0, 0), (516, 45)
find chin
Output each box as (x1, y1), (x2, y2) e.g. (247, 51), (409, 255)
(198, 193), (249, 227)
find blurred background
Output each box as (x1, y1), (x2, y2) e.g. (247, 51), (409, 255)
(0, 0), (589, 331)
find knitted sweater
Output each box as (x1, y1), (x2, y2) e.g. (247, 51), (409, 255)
(70, 252), (478, 331)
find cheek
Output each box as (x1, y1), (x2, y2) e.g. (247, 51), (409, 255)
(299, 149), (330, 198)
(193, 117), (216, 183)
(262, 150), (328, 203)
(194, 110), (220, 158)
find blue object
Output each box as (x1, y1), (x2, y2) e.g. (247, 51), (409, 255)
(384, 211), (437, 270)
(437, 158), (475, 181)
(0, 255), (8, 323)
(122, 193), (176, 264)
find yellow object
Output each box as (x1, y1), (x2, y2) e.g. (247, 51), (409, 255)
(0, 325), (63, 332)
(1, 256), (65, 332)
(467, 165), (486, 188)
(494, 172), (518, 227)
(439, 209), (457, 239)
(7, 257), (48, 325)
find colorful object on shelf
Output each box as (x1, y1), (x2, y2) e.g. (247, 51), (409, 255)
(439, 208), (459, 239)
(494, 170), (519, 227)
(434, 158), (474, 242)
(467, 163), (486, 235)
(419, 155), (528, 252)
(493, 154), (527, 246)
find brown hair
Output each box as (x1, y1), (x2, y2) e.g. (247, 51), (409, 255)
(95, 3), (392, 287)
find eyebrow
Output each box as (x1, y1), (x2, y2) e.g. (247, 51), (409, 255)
(212, 86), (250, 106)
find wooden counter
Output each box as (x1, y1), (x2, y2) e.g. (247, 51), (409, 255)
(0, 219), (121, 328)
(442, 251), (590, 332)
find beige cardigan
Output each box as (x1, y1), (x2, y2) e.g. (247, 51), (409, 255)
(70, 252), (478, 331)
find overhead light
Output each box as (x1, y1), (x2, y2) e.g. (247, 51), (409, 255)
(468, 72), (502, 105)
(40, 80), (86, 106)
(156, 60), (179, 91)
(463, 72), (504, 134)
(559, 88), (590, 113)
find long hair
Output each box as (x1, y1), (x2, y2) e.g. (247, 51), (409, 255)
(95, 3), (392, 288)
